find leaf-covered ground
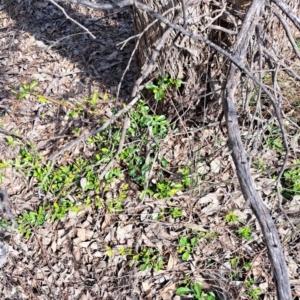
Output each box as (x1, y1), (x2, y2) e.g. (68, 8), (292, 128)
(0, 1), (300, 299)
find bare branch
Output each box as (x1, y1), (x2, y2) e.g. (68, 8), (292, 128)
(222, 0), (292, 298)
(48, 0), (96, 38)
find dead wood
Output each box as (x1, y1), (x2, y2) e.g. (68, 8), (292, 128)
(222, 0), (292, 299)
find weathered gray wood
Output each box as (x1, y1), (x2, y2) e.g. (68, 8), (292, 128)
(222, 0), (292, 299)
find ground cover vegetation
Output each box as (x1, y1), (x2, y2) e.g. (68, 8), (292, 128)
(0, 0), (300, 299)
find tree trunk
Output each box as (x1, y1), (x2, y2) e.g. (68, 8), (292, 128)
(132, 0), (300, 104)
(132, 0), (217, 103)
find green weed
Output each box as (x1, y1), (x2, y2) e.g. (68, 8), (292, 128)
(131, 247), (165, 272)
(10, 91), (182, 237)
(246, 278), (261, 300)
(154, 180), (183, 199)
(18, 206), (48, 238)
(176, 281), (216, 300)
(170, 207), (183, 219)
(225, 210), (240, 223)
(282, 159), (300, 197)
(238, 225), (252, 240)
(145, 75), (182, 101)
(6, 136), (16, 147)
(84, 92), (99, 109)
(266, 125), (283, 151)
(177, 234), (198, 261)
(11, 80), (39, 99)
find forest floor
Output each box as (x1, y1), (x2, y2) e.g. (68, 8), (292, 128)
(0, 1), (300, 300)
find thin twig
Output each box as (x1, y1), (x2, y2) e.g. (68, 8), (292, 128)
(48, 0), (96, 39)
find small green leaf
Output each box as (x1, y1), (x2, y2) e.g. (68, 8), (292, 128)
(175, 79), (182, 88)
(29, 80), (38, 90)
(179, 236), (188, 246)
(103, 93), (108, 101)
(154, 89), (164, 101)
(18, 92), (28, 99)
(182, 251), (190, 261)
(145, 84), (157, 90)
(193, 283), (202, 297)
(92, 92), (99, 103)
(38, 96), (49, 103)
(191, 237), (198, 246)
(139, 264), (148, 271)
(161, 158), (168, 167)
(176, 287), (191, 295)
(106, 246), (113, 257)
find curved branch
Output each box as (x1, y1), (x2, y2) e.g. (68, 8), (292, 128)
(223, 0), (292, 299)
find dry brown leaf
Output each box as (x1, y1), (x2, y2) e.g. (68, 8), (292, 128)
(210, 157), (222, 174)
(198, 192), (220, 215)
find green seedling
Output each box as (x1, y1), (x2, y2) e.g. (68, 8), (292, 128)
(6, 136), (16, 147)
(84, 92), (99, 109)
(72, 128), (81, 136)
(266, 125), (283, 151)
(52, 199), (74, 221)
(230, 256), (241, 280)
(139, 188), (154, 200)
(230, 256), (240, 267)
(68, 103), (85, 118)
(176, 282), (216, 300)
(170, 207), (183, 219)
(243, 261), (252, 271)
(238, 225), (252, 240)
(0, 218), (9, 229)
(129, 100), (170, 139)
(246, 278), (261, 300)
(225, 210), (242, 223)
(178, 167), (191, 187)
(161, 157), (168, 168)
(131, 247), (165, 272)
(11, 80), (39, 99)
(229, 257), (252, 280)
(177, 234), (198, 261)
(177, 230), (217, 261)
(282, 159), (300, 197)
(267, 136), (283, 151)
(152, 207), (166, 221)
(107, 198), (122, 212)
(145, 75), (182, 101)
(18, 206), (48, 238)
(118, 246), (133, 256)
(153, 207), (184, 220)
(107, 183), (128, 212)
(105, 168), (122, 183)
(106, 246), (114, 258)
(154, 180), (183, 199)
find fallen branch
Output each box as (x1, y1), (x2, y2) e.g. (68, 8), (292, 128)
(222, 0), (292, 298)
